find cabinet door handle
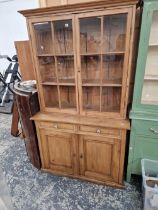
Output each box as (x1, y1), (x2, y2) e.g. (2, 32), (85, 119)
(80, 154), (83, 159)
(149, 128), (158, 135)
(54, 124), (58, 129)
(96, 129), (101, 134)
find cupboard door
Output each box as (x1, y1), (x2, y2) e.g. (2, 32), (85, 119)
(141, 11), (158, 105)
(79, 135), (120, 182)
(32, 16), (78, 113)
(77, 10), (132, 117)
(39, 129), (77, 175)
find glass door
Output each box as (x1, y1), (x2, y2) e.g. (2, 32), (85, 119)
(77, 11), (128, 116)
(33, 16), (78, 113)
(141, 11), (158, 105)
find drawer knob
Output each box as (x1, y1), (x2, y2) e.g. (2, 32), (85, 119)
(96, 129), (101, 134)
(149, 128), (158, 135)
(54, 124), (58, 129)
(80, 154), (83, 159)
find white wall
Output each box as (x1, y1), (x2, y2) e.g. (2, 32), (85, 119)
(0, 0), (39, 73)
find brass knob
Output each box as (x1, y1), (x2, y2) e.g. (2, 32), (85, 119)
(96, 129), (101, 134)
(80, 154), (83, 159)
(54, 124), (58, 129)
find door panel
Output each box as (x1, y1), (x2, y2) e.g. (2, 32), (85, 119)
(77, 9), (132, 117)
(86, 141), (112, 176)
(40, 129), (77, 175)
(32, 16), (79, 113)
(79, 135), (120, 182)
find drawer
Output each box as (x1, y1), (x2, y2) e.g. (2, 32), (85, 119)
(40, 121), (75, 131)
(79, 125), (120, 138)
(134, 120), (158, 138)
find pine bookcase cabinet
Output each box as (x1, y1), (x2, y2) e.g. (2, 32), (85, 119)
(19, 0), (138, 187)
(127, 0), (158, 182)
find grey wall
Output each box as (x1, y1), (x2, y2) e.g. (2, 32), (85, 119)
(0, 0), (39, 73)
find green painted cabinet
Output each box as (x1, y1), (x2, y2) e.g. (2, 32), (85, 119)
(127, 0), (158, 182)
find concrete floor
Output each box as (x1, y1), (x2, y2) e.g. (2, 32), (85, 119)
(0, 113), (143, 210)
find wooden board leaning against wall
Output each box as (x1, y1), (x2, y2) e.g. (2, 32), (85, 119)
(15, 41), (35, 81)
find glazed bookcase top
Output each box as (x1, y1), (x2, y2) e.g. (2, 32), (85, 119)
(19, 1), (138, 119)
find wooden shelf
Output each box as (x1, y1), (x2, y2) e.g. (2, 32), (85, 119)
(102, 83), (122, 87)
(82, 83), (100, 87)
(82, 80), (122, 87)
(81, 53), (101, 56)
(80, 52), (125, 56)
(148, 44), (158, 47)
(144, 75), (158, 80)
(141, 100), (158, 105)
(38, 54), (74, 57)
(41, 82), (75, 86)
(38, 54), (54, 57)
(103, 51), (125, 55)
(42, 82), (57, 86)
(82, 83), (122, 87)
(55, 54), (74, 57)
(59, 83), (75, 86)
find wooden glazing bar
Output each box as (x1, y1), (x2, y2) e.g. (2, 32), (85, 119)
(51, 22), (61, 109)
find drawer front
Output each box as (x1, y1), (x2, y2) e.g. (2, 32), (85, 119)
(40, 121), (75, 131)
(79, 125), (120, 138)
(134, 120), (158, 138)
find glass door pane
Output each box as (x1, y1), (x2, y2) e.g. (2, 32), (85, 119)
(33, 22), (53, 55)
(101, 87), (121, 112)
(80, 17), (101, 54)
(81, 55), (101, 84)
(141, 11), (158, 105)
(57, 56), (75, 84)
(102, 54), (123, 84)
(54, 20), (73, 55)
(38, 56), (56, 83)
(60, 86), (76, 109)
(43, 85), (59, 108)
(103, 14), (127, 53)
(83, 87), (100, 111)
(79, 16), (101, 112)
(54, 19), (77, 110)
(79, 13), (127, 113)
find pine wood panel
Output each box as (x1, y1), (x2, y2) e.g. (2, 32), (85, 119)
(39, 129), (77, 174)
(79, 135), (120, 182)
(15, 41), (35, 81)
